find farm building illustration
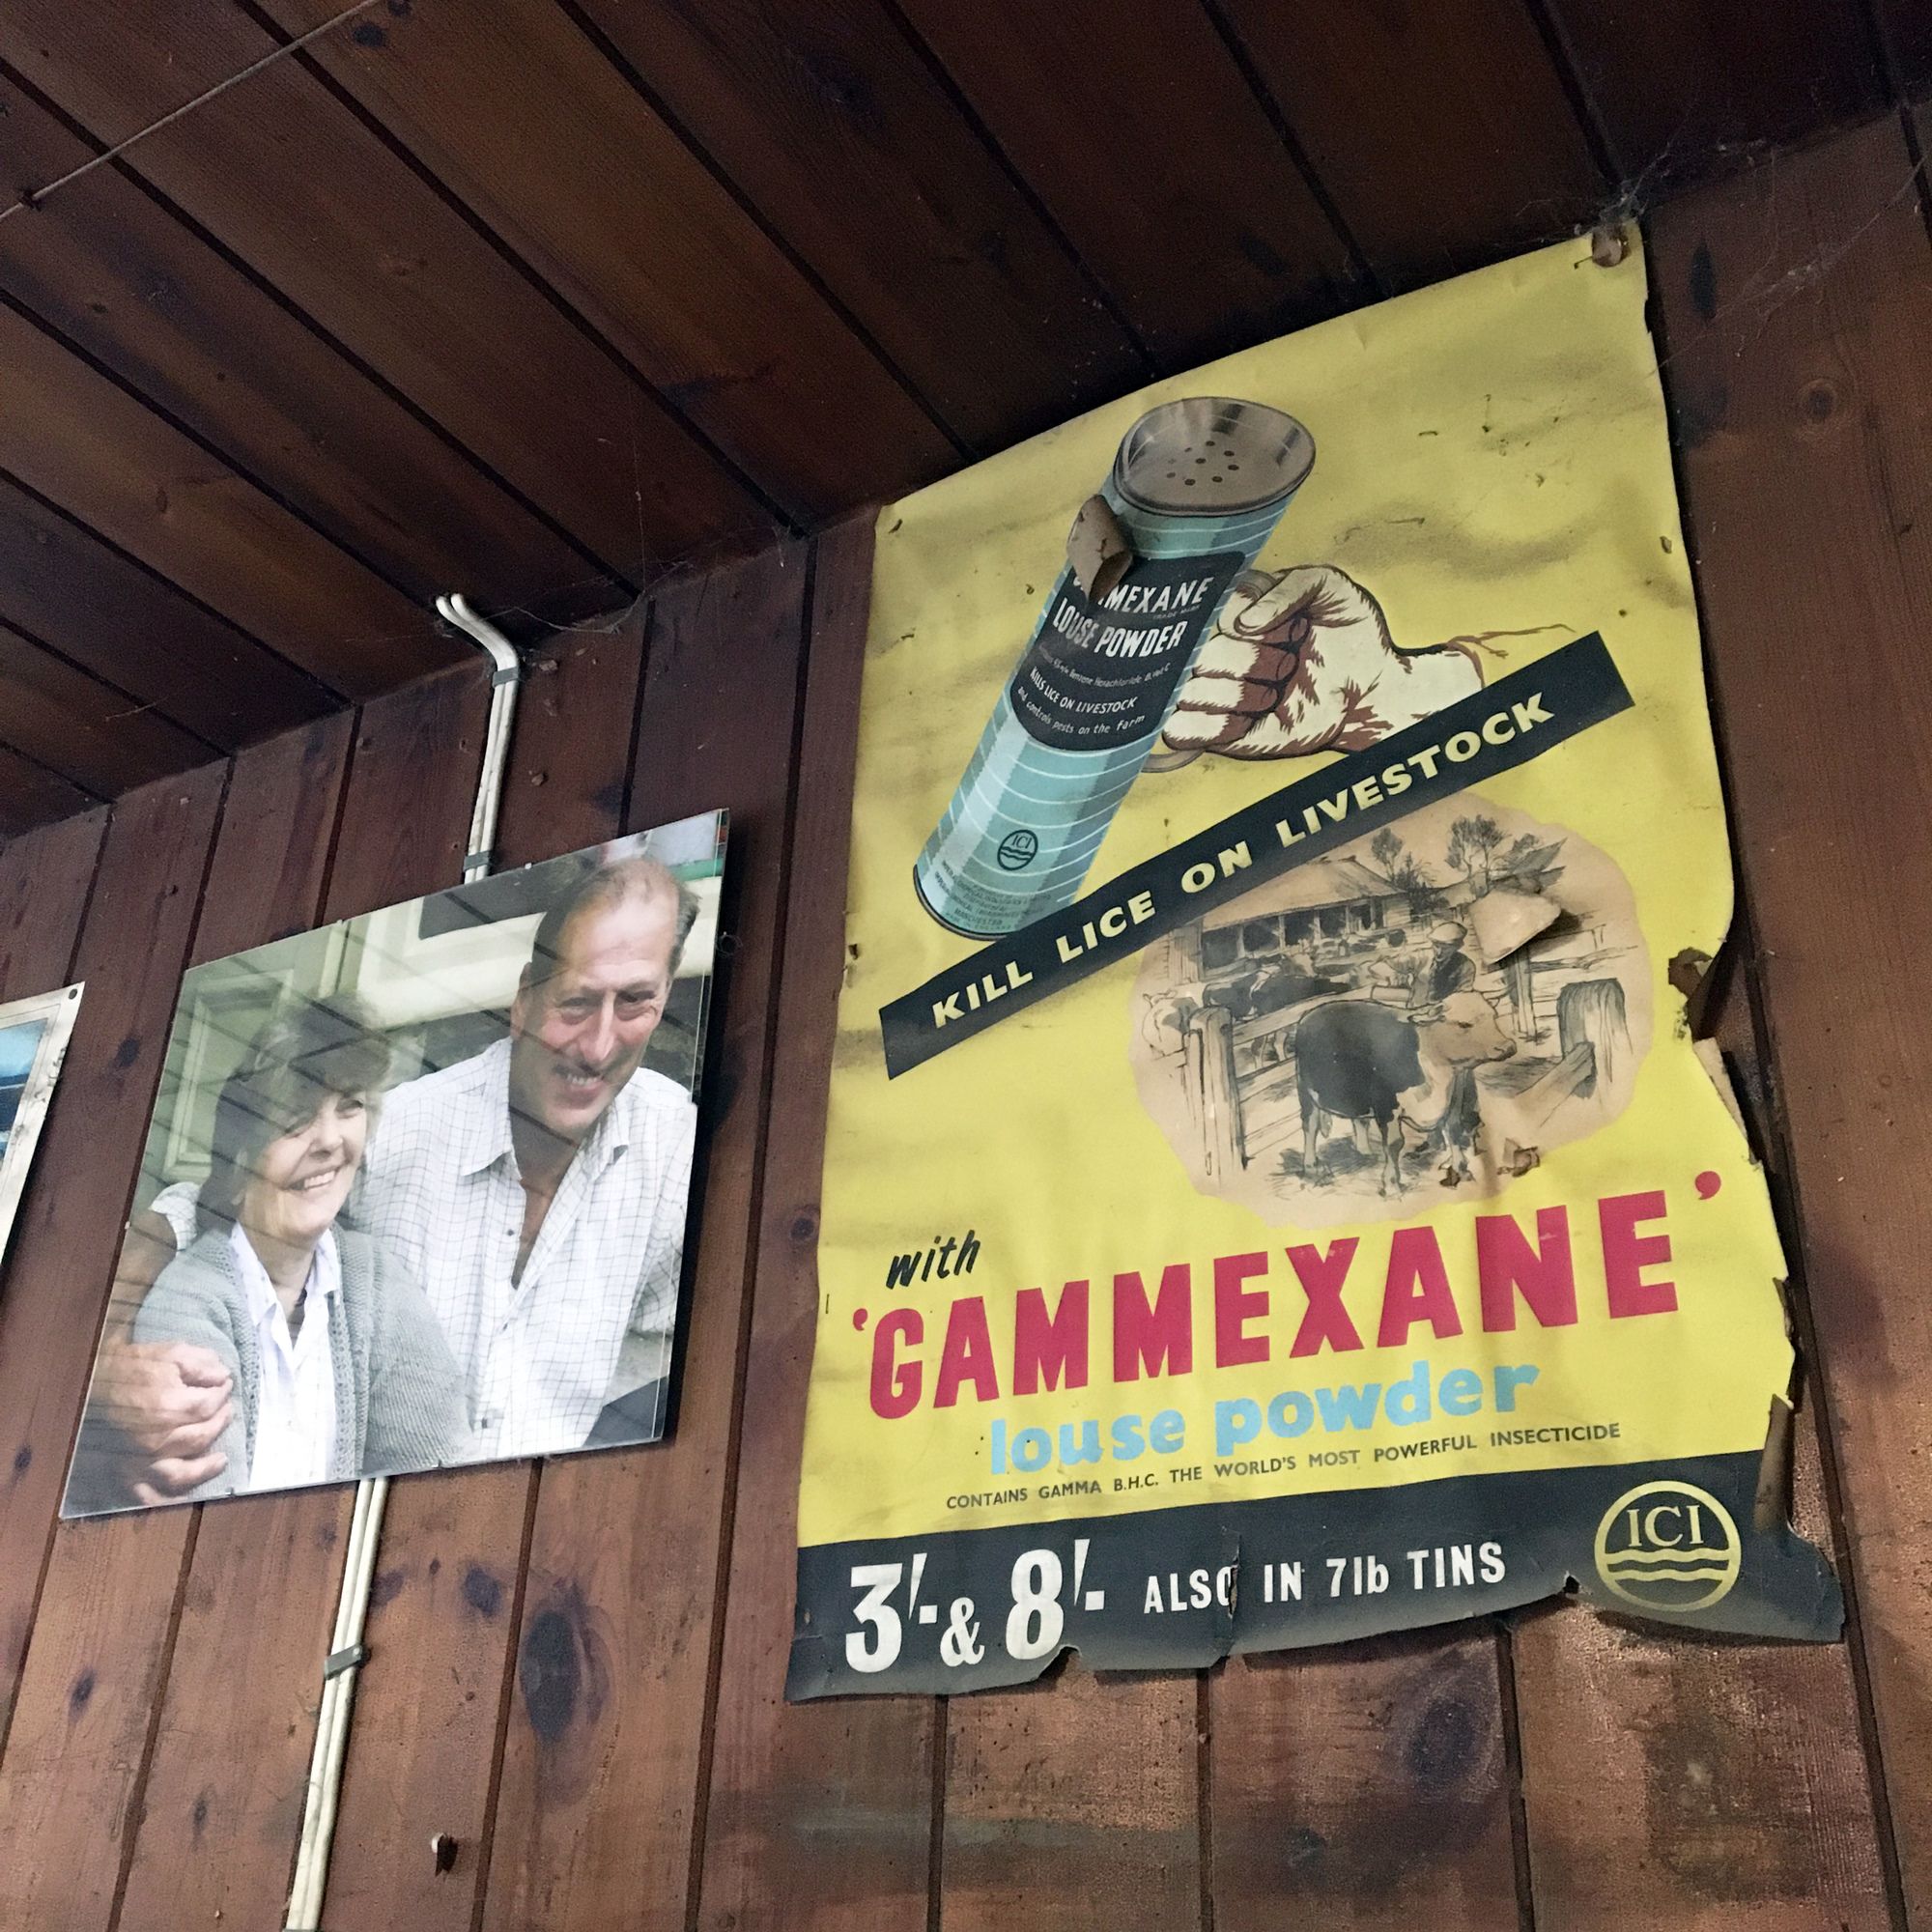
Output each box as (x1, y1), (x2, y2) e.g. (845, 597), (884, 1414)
(1131, 794), (1650, 1223)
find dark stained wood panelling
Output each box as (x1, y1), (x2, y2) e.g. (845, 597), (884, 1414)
(1649, 110), (1932, 1910)
(0, 623), (214, 799)
(1877, 0), (1932, 95)
(110, 672), (484, 1930)
(0, 1507), (199, 1932)
(0, 474), (334, 751)
(0, 299), (444, 696)
(481, 544), (810, 1932)
(0, 69), (611, 615)
(0, 807), (104, 1008)
(181, 716), (357, 971)
(1211, 0), (1606, 289)
(0, 0), (779, 576)
(0, 748), (94, 836)
(260, 0), (960, 518)
(894, 0), (1364, 362)
(945, 1666), (1201, 1930)
(0, 725), (355, 1932)
(502, 614), (651, 861)
(563, 0), (1149, 448)
(318, 617), (646, 1932)
(1209, 1634), (1519, 1929)
(0, 0), (1918, 812)
(1544, 0), (1887, 185)
(694, 517), (940, 1932)
(1515, 1576), (1889, 1926)
(0, 91), (1928, 1932)
(0, 769), (224, 1748)
(0, 815), (112, 1932)
(1510, 891), (1889, 1919)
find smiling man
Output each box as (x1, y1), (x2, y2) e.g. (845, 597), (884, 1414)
(361, 854), (700, 1460)
(76, 854), (700, 1506)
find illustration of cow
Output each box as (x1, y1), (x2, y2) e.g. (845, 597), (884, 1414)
(1294, 991), (1516, 1194)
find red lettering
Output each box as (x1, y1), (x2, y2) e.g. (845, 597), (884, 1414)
(869, 1309), (923, 1419)
(1112, 1264), (1192, 1382)
(1214, 1251), (1271, 1366)
(1287, 1238), (1363, 1355)
(1476, 1207), (1578, 1330)
(1014, 1280), (1090, 1394)
(1378, 1227), (1463, 1346)
(933, 1296), (1001, 1406)
(1602, 1190), (1676, 1316)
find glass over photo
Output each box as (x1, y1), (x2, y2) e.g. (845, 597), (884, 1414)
(63, 812), (725, 1517)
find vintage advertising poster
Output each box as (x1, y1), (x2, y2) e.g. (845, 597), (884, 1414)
(64, 813), (724, 1517)
(788, 236), (1839, 1699)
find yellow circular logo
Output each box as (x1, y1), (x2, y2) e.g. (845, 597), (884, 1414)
(1593, 1481), (1742, 1611)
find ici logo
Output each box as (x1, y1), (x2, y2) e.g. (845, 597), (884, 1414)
(1592, 1479), (1741, 1611)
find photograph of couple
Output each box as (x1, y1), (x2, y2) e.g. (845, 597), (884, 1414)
(64, 810), (725, 1517)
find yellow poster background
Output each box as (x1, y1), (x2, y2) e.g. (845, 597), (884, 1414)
(798, 236), (1789, 1551)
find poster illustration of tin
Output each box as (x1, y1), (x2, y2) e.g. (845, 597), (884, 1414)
(788, 236), (1838, 1698)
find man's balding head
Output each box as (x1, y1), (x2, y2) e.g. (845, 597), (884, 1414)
(524, 856), (699, 996)
(509, 856), (697, 1147)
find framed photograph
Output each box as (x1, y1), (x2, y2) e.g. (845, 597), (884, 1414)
(0, 981), (84, 1289)
(64, 811), (726, 1518)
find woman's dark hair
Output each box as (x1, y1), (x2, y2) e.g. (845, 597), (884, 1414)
(199, 995), (391, 1230)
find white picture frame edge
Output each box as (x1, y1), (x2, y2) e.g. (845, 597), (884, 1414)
(0, 980), (84, 1278)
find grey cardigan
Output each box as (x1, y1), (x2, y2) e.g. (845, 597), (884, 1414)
(131, 1224), (470, 1498)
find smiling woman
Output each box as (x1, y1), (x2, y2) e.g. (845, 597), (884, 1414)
(92, 997), (471, 1502)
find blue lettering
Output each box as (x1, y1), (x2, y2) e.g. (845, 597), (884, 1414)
(1266, 1390), (1313, 1437)
(1314, 1382), (1382, 1431)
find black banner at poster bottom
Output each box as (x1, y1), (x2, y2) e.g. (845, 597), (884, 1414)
(786, 1455), (1840, 1698)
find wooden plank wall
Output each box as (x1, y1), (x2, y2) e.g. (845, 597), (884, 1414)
(0, 112), (1928, 1928)
(0, 0), (1918, 814)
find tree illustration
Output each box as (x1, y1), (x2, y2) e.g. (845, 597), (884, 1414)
(1446, 814), (1506, 893)
(1367, 827), (1442, 916)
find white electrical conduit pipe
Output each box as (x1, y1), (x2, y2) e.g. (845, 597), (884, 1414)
(284, 594), (522, 1931)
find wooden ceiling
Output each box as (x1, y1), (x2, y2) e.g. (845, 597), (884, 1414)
(0, 0), (1924, 834)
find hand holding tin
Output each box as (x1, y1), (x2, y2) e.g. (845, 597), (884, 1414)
(1164, 564), (1486, 760)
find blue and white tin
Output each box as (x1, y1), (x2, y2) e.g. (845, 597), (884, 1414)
(914, 397), (1315, 938)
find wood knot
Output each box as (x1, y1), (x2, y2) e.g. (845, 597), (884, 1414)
(519, 1607), (581, 1745)
(1405, 1692), (1483, 1787)
(462, 1565), (504, 1618)
(1798, 379), (1839, 425)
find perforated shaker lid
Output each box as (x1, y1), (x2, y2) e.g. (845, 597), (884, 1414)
(1112, 397), (1315, 518)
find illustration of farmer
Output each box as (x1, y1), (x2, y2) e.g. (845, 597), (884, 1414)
(1418, 920), (1478, 1008)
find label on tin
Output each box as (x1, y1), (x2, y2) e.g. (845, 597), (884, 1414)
(1009, 552), (1244, 751)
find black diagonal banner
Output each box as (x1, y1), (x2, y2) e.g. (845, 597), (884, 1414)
(881, 632), (1632, 1076)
